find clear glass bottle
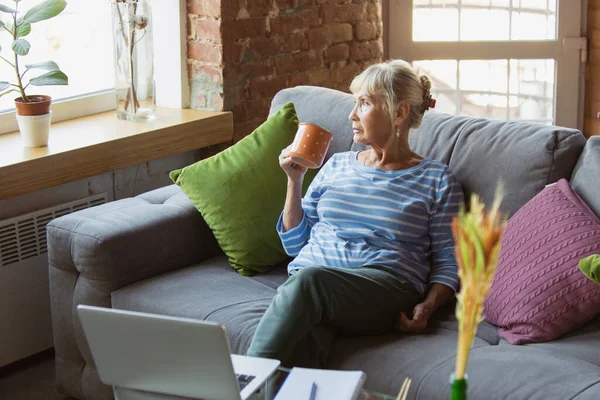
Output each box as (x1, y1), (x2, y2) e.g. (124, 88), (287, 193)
(110, 0), (156, 121)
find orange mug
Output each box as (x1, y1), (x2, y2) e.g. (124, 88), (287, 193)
(288, 123), (333, 169)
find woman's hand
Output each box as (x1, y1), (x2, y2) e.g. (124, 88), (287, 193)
(279, 145), (308, 183)
(395, 302), (432, 333)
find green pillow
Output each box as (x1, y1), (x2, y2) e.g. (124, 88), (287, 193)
(170, 102), (317, 275)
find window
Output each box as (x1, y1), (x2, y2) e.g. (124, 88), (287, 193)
(0, 0), (189, 135)
(389, 0), (585, 128)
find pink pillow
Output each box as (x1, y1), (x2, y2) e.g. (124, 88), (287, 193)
(483, 179), (600, 344)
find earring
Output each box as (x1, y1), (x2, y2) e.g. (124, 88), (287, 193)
(396, 127), (401, 137)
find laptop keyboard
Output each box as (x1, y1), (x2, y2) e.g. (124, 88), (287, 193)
(236, 373), (256, 391)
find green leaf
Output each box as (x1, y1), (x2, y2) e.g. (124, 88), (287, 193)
(23, 0), (66, 24)
(0, 82), (10, 92)
(0, 4), (17, 13)
(25, 60), (59, 71)
(0, 21), (4, 29)
(16, 22), (30, 37)
(11, 38), (30, 55)
(29, 69), (68, 86)
(5, 20), (15, 35)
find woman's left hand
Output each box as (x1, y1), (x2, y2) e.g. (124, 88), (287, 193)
(395, 302), (432, 333)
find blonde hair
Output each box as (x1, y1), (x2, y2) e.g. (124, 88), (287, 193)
(349, 60), (432, 129)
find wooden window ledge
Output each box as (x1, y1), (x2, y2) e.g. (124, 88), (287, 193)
(0, 108), (233, 201)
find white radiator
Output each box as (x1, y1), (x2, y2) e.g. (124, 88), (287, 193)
(0, 193), (107, 366)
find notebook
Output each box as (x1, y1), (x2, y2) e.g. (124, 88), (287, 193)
(274, 367), (366, 400)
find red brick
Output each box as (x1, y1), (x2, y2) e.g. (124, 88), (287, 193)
(270, 12), (311, 35)
(590, 0), (600, 8)
(349, 40), (382, 62)
(283, 32), (307, 52)
(233, 98), (270, 123)
(332, 62), (362, 84)
(275, 50), (323, 74)
(188, 0), (221, 17)
(192, 92), (207, 108)
(188, 42), (222, 63)
(366, 1), (381, 23)
(208, 92), (225, 110)
(222, 18), (267, 41)
(234, 119), (264, 142)
(591, 30), (600, 48)
(223, 83), (247, 109)
(276, 0), (297, 10)
(223, 39), (246, 63)
(584, 118), (600, 137)
(238, 59), (277, 78)
(247, 0), (275, 17)
(355, 21), (377, 41)
(309, 67), (332, 85)
(326, 43), (349, 63)
(307, 27), (331, 50)
(248, 36), (283, 57)
(584, 97), (600, 118)
(194, 18), (222, 43)
(188, 64), (223, 85)
(322, 4), (366, 24)
(590, 10), (600, 29)
(221, 0), (245, 21)
(589, 47), (600, 65)
(327, 23), (353, 43)
(249, 75), (289, 98)
(288, 70), (311, 87)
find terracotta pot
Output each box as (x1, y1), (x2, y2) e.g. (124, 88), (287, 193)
(14, 95), (52, 116)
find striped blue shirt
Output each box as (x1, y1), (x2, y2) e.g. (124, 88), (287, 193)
(276, 151), (464, 296)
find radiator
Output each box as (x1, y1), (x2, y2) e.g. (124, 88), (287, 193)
(0, 193), (107, 366)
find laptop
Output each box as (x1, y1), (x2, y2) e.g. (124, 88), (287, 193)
(77, 305), (280, 400)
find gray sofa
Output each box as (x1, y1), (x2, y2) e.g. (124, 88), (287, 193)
(48, 86), (600, 400)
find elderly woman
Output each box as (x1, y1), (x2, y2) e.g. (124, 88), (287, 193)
(247, 60), (464, 367)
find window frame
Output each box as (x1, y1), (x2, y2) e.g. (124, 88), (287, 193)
(387, 0), (585, 129)
(0, 0), (189, 135)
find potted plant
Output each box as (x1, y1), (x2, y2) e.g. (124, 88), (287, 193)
(0, 0), (68, 147)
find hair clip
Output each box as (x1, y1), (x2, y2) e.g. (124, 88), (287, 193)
(422, 95), (436, 113)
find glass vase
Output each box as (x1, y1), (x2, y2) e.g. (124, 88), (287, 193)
(110, 0), (156, 121)
(450, 373), (467, 400)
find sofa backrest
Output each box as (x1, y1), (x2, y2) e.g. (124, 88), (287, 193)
(571, 136), (600, 217)
(414, 113), (586, 216)
(270, 86), (588, 217)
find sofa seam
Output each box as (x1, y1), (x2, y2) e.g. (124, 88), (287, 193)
(570, 381), (600, 400)
(204, 297), (275, 320)
(47, 225), (107, 245)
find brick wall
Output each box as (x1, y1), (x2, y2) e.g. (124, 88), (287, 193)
(586, 0), (600, 137)
(187, 0), (383, 141)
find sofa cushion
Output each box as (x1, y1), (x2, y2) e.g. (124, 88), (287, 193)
(498, 315), (600, 368)
(111, 255), (277, 353)
(170, 102), (317, 275)
(483, 179), (600, 344)
(417, 345), (600, 400)
(428, 116), (585, 217)
(327, 329), (491, 397)
(571, 136), (600, 218)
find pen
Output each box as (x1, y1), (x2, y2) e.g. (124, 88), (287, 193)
(309, 381), (317, 400)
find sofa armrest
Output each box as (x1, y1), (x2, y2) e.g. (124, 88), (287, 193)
(48, 185), (221, 287)
(48, 185), (222, 399)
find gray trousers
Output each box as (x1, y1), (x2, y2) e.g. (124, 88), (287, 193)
(246, 266), (421, 368)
